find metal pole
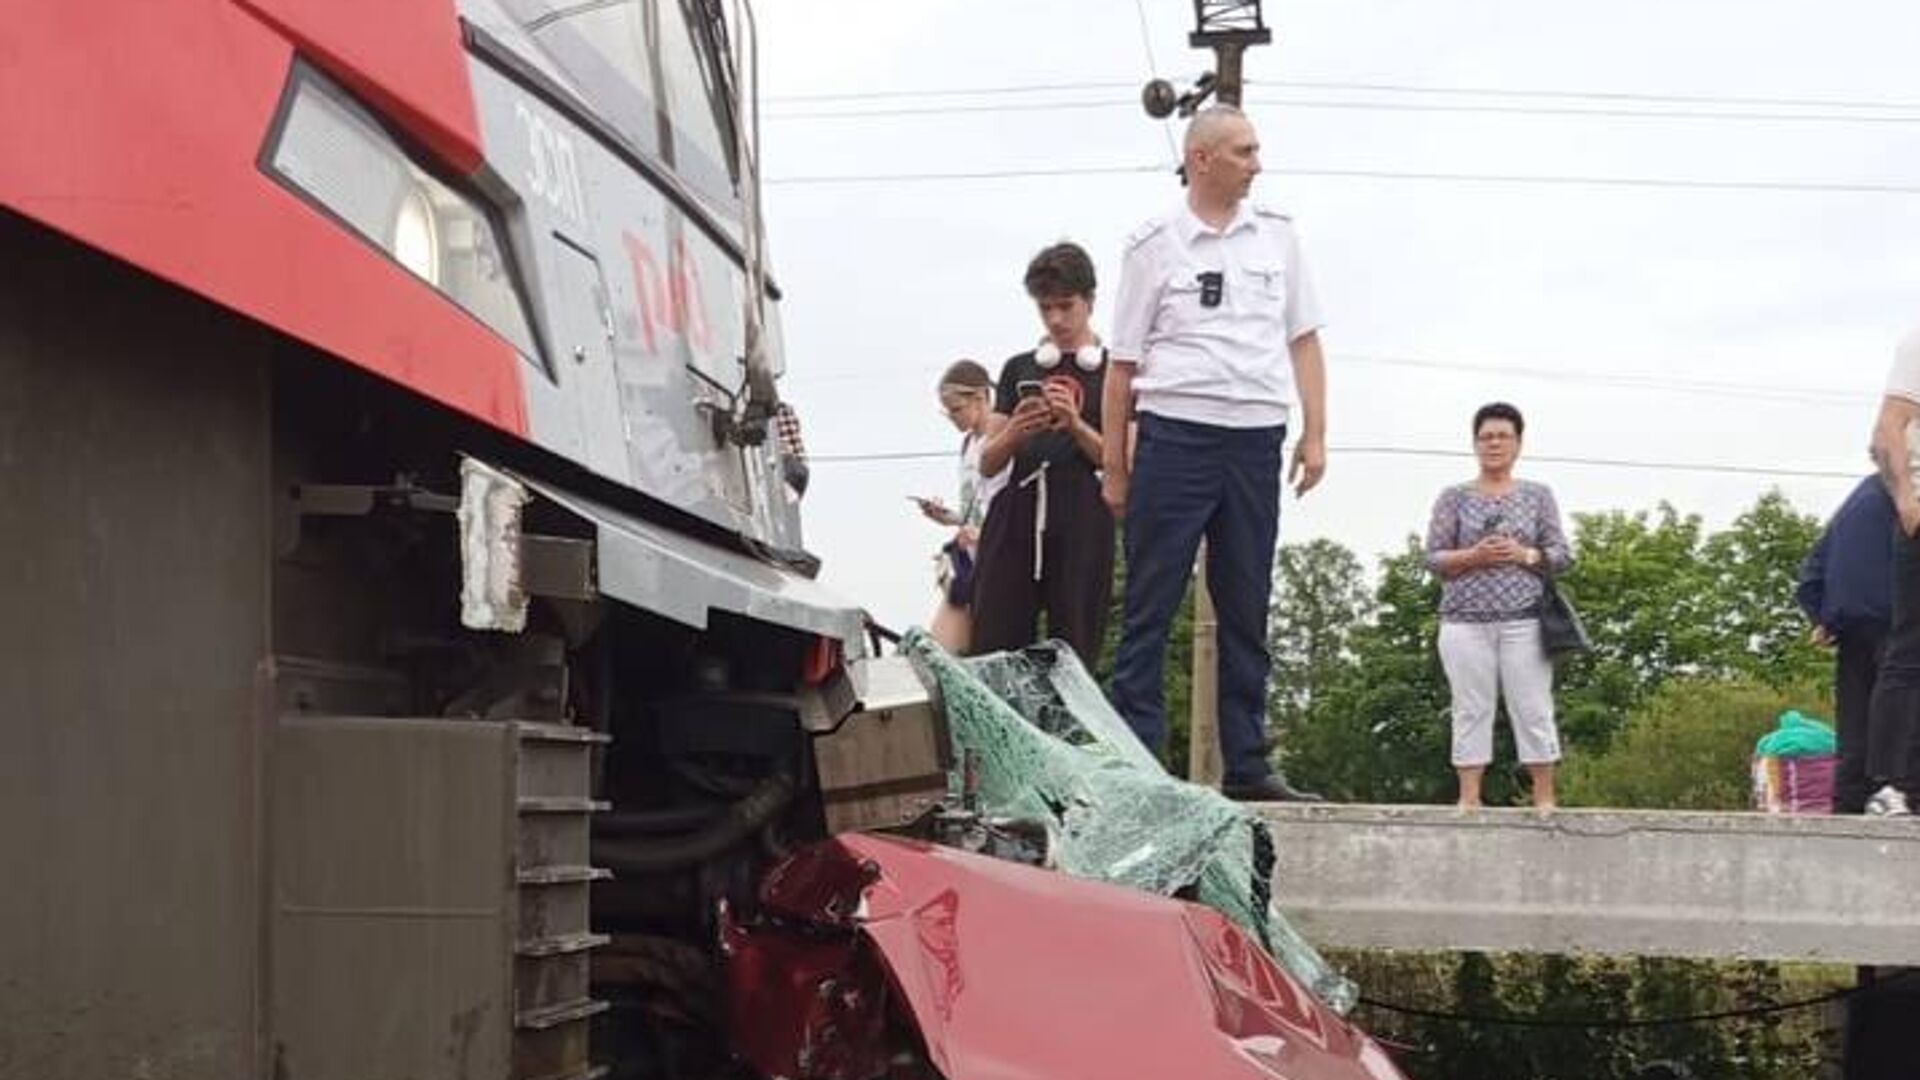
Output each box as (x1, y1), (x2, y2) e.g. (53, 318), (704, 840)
(1189, 544), (1223, 787)
(1214, 44), (1247, 107)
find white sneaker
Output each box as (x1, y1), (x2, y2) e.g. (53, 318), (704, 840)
(1867, 785), (1912, 817)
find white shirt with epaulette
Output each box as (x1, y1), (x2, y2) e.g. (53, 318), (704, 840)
(1883, 326), (1920, 474)
(1109, 201), (1323, 429)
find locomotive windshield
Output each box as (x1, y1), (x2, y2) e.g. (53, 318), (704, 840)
(507, 0), (742, 223)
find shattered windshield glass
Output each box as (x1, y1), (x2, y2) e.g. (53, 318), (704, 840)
(900, 630), (1357, 1013)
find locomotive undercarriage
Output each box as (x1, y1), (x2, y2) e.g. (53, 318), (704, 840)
(273, 312), (877, 1080)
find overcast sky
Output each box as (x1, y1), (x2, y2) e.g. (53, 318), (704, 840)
(754, 0), (1920, 634)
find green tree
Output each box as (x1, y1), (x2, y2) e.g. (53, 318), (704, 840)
(1356, 949), (1838, 1080)
(1280, 538), (1457, 803)
(1555, 492), (1829, 753)
(1520, 954), (1636, 1079)
(1419, 952), (1532, 1080)
(1696, 491), (1826, 690)
(1553, 504), (1718, 753)
(1561, 678), (1824, 811)
(1630, 957), (1731, 1073)
(1267, 538), (1374, 733)
(1723, 962), (1781, 1078)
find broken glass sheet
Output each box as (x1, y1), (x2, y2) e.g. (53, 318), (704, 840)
(901, 630), (1357, 1014)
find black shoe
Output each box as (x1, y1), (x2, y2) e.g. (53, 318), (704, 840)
(1221, 773), (1324, 803)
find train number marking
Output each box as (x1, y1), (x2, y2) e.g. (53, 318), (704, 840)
(514, 103), (587, 224)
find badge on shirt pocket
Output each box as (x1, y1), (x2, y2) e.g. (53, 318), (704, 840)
(1245, 264), (1287, 299)
(1161, 266), (1209, 325)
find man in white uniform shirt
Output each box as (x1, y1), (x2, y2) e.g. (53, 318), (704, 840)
(1100, 105), (1327, 802)
(1865, 328), (1920, 815)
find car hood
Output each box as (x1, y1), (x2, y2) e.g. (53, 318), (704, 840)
(731, 833), (1407, 1080)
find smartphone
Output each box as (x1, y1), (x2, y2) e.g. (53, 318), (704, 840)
(1016, 379), (1045, 400)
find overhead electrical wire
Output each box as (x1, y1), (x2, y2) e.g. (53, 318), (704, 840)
(1261, 165), (1920, 197)
(767, 163), (1920, 196)
(1252, 97), (1920, 126)
(768, 163), (1169, 185)
(787, 352), (1867, 407)
(768, 99), (1153, 119)
(1127, 0), (1180, 163)
(767, 78), (1920, 114)
(769, 96), (1920, 126)
(1267, 77), (1920, 114)
(762, 160), (1920, 196)
(805, 445), (1861, 482)
(1336, 353), (1864, 406)
(764, 79), (1139, 103)
(764, 77), (1920, 193)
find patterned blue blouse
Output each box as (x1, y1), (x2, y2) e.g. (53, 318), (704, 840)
(1424, 480), (1573, 623)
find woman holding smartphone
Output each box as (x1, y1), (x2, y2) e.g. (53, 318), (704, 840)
(918, 360), (1006, 652)
(1424, 402), (1573, 810)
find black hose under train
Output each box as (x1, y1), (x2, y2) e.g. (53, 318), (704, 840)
(593, 804), (729, 836)
(594, 769), (798, 875)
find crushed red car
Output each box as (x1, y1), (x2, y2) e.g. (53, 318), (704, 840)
(723, 833), (1408, 1080)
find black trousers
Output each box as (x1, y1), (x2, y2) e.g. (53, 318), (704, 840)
(969, 461), (1115, 665)
(1835, 624), (1885, 814)
(1868, 523), (1920, 796)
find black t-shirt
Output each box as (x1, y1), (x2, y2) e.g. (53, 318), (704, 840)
(993, 349), (1106, 481)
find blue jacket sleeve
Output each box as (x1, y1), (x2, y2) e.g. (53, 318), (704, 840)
(1795, 526), (1831, 627)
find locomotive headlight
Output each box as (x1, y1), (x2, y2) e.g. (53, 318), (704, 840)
(391, 185), (441, 286)
(265, 65), (540, 360)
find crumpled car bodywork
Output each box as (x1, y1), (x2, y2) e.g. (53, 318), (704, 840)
(901, 634), (1354, 1011)
(723, 834), (1407, 1080)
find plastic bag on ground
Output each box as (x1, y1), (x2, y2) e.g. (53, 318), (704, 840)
(1754, 710), (1837, 758)
(900, 630), (1357, 1013)
(1750, 710), (1838, 814)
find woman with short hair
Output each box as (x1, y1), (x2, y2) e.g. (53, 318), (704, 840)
(1424, 402), (1573, 810)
